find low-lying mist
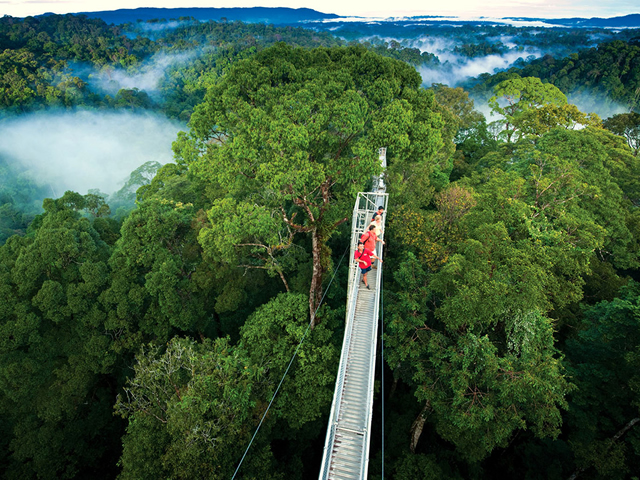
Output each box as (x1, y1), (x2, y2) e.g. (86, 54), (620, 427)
(358, 34), (544, 87)
(0, 110), (184, 197)
(77, 50), (203, 97)
(567, 92), (630, 120)
(418, 50), (541, 87)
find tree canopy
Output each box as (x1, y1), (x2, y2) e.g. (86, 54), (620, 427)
(176, 43), (443, 323)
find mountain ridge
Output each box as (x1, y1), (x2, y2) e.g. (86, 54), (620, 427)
(62, 6), (339, 25)
(35, 7), (640, 28)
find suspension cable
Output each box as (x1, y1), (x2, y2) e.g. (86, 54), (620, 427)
(231, 243), (350, 480)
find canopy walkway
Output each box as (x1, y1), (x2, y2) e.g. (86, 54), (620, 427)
(319, 149), (388, 480)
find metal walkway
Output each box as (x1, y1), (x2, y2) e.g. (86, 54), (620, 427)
(319, 149), (388, 480)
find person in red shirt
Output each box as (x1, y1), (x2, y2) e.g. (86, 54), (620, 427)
(354, 241), (382, 289)
(360, 224), (384, 267)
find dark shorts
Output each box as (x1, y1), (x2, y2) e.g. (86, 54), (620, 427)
(360, 266), (372, 274)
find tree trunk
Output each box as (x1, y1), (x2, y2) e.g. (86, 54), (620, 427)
(409, 400), (431, 453)
(309, 227), (324, 328)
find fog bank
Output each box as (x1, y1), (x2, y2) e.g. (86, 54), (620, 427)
(73, 50), (203, 97)
(418, 50), (541, 87)
(359, 35), (543, 87)
(0, 110), (184, 196)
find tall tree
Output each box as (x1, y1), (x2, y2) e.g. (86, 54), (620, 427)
(603, 111), (640, 157)
(175, 43), (442, 324)
(488, 76), (578, 142)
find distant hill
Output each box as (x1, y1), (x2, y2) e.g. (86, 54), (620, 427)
(37, 7), (640, 29)
(505, 13), (640, 28)
(67, 7), (339, 25)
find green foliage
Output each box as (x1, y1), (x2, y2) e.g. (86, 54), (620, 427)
(0, 193), (119, 479)
(488, 76), (571, 141)
(387, 246), (571, 462)
(3, 14), (640, 479)
(113, 88), (153, 110)
(0, 47), (89, 111)
(115, 336), (275, 479)
(199, 197), (303, 292)
(155, 21), (343, 120)
(0, 14), (149, 113)
(359, 38), (440, 66)
(432, 83), (485, 144)
(0, 14), (146, 66)
(0, 156), (51, 244)
(469, 39), (640, 112)
(383, 119), (640, 468)
(393, 452), (463, 479)
(239, 293), (338, 429)
(108, 160), (162, 219)
(102, 198), (209, 348)
(564, 281), (640, 478)
(532, 128), (640, 270)
(0, 14), (343, 117)
(453, 41), (509, 58)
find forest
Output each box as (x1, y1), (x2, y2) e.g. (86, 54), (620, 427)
(1, 12), (640, 480)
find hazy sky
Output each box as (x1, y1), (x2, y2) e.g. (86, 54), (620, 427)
(1, 0), (638, 20)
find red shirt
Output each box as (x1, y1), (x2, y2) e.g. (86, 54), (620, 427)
(360, 231), (377, 252)
(355, 248), (374, 269)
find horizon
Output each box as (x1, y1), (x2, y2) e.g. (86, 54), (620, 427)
(2, 1), (639, 21)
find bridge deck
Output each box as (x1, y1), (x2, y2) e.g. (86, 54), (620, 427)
(319, 147), (388, 480)
(327, 273), (379, 479)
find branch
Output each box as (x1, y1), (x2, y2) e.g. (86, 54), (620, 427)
(567, 417), (640, 480)
(318, 179), (332, 219)
(332, 216), (349, 229)
(236, 242), (270, 249)
(293, 195), (316, 223)
(280, 206), (312, 232)
(531, 192), (586, 219)
(332, 131), (357, 161)
(238, 264), (290, 293)
(612, 417), (640, 443)
(409, 400), (432, 453)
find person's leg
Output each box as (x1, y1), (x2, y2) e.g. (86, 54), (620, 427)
(360, 266), (371, 288)
(363, 271), (369, 288)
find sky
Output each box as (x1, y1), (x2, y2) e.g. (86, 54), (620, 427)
(1, 0), (638, 20)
